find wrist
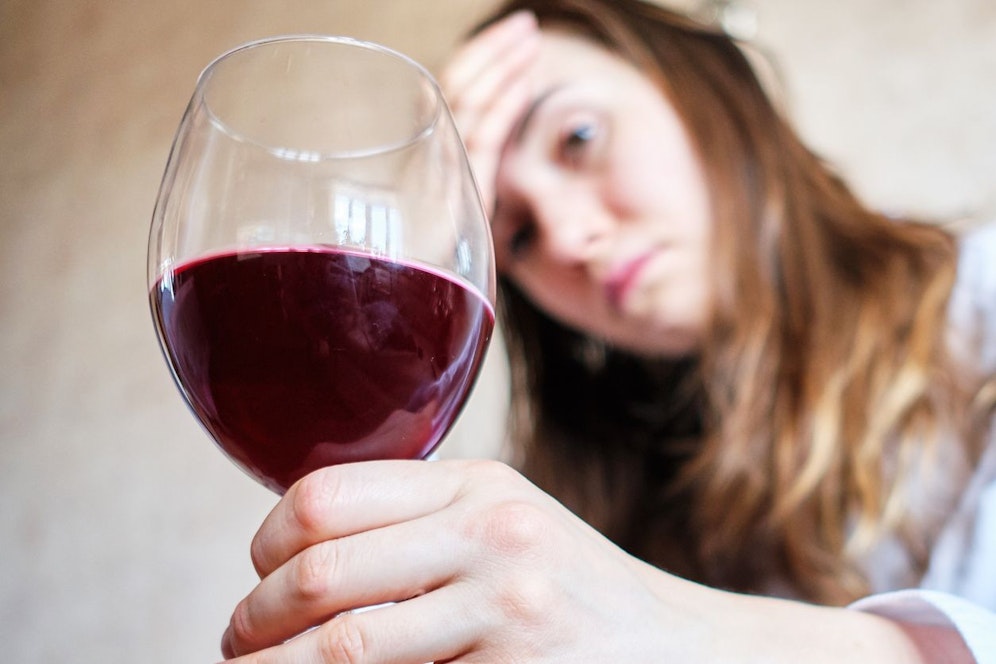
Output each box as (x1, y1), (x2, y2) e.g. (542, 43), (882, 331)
(717, 591), (958, 663)
(638, 564), (947, 663)
(630, 556), (969, 662)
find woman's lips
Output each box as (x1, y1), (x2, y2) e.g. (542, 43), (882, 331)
(604, 251), (656, 310)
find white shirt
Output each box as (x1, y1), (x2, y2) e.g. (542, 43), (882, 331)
(851, 223), (996, 660)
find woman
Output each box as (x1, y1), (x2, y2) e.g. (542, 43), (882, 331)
(219, 1), (996, 661)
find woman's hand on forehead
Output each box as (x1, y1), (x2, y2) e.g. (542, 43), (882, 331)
(441, 11), (541, 218)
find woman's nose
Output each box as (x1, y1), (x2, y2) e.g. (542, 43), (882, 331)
(533, 192), (610, 264)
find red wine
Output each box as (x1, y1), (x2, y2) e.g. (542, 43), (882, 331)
(150, 246), (493, 493)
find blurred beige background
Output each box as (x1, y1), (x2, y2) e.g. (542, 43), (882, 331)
(1, 0), (993, 661)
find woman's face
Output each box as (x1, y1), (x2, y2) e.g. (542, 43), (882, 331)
(491, 30), (713, 357)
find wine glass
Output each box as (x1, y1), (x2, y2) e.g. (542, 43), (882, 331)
(148, 35), (496, 495)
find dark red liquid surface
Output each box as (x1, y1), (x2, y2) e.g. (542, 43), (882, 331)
(151, 246), (493, 493)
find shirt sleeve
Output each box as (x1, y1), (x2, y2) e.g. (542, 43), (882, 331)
(848, 223), (996, 662)
(850, 590), (996, 662)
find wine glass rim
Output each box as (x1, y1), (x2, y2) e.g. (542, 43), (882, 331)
(194, 34), (445, 161)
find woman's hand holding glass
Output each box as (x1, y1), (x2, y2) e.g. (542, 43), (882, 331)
(219, 459), (679, 662)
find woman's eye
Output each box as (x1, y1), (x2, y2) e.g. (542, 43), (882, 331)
(508, 222), (537, 258)
(560, 122), (598, 165)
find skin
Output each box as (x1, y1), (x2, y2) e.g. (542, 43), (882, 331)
(217, 12), (973, 663)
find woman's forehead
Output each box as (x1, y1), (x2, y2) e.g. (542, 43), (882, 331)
(535, 28), (635, 79)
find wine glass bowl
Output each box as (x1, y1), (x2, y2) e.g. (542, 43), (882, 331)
(148, 36), (495, 494)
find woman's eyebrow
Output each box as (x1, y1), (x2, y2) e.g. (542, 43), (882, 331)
(506, 85), (566, 149)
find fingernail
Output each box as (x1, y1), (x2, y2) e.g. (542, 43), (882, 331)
(507, 10), (538, 30)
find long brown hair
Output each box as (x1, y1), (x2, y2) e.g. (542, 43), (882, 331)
(477, 0), (983, 604)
